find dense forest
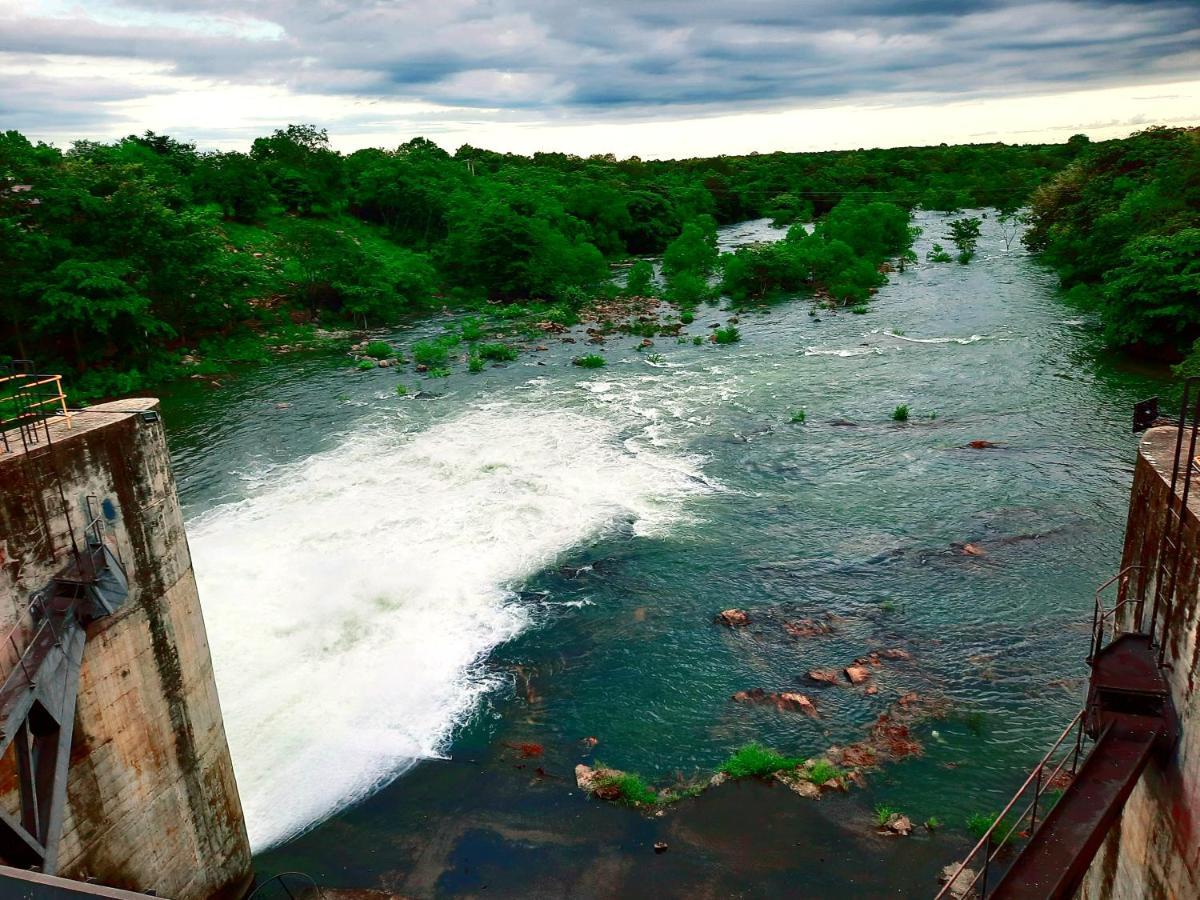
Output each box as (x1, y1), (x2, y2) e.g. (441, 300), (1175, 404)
(0, 125), (1194, 399)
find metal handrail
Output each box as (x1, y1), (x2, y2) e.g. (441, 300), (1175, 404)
(0, 363), (73, 455)
(1089, 565), (1144, 661)
(935, 710), (1088, 899)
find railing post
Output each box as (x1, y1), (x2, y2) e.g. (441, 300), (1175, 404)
(1030, 765), (1043, 834)
(980, 832), (992, 898)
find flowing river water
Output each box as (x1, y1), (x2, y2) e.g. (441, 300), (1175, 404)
(161, 211), (1169, 895)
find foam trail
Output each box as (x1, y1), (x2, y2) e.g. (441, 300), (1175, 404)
(190, 404), (706, 850)
(881, 330), (986, 345)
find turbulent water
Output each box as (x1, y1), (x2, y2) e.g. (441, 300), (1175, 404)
(166, 211), (1167, 854)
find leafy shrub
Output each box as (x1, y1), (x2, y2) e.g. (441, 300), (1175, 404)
(411, 337), (456, 366)
(892, 404), (910, 422)
(692, 335), (704, 345)
(425, 366), (451, 377)
(573, 354), (606, 368)
(475, 342), (519, 361)
(624, 259), (654, 297)
(356, 359), (376, 370)
(875, 804), (899, 827)
(468, 355), (485, 373)
(720, 743), (803, 779)
(790, 409), (806, 423)
(363, 340), (393, 359)
(851, 303), (869, 314)
(713, 325), (741, 344)
(396, 384), (408, 396)
(680, 310), (695, 324)
(927, 243), (953, 263)
(458, 317), (484, 341)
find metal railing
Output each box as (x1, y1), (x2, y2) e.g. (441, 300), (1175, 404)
(1088, 566), (1144, 662)
(0, 360), (72, 455)
(1149, 375), (1200, 666)
(935, 710), (1090, 899)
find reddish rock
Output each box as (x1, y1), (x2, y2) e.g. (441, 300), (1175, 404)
(716, 609), (750, 627)
(967, 440), (999, 449)
(775, 692), (820, 717)
(880, 648), (912, 661)
(641, 338), (654, 348)
(581, 736), (599, 749)
(807, 668), (841, 685)
(732, 688), (819, 717)
(865, 684), (879, 695)
(844, 665), (871, 685)
(962, 542), (987, 556)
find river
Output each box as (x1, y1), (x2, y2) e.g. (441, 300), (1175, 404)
(161, 211), (1168, 895)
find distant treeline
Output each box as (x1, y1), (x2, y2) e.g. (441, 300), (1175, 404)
(5, 124), (1181, 398)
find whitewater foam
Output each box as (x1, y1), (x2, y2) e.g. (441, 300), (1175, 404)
(190, 403), (707, 850)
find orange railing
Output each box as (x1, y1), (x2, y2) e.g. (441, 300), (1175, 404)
(0, 365), (72, 454)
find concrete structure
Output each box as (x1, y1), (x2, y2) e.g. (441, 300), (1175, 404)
(0, 400), (252, 899)
(1081, 425), (1200, 899)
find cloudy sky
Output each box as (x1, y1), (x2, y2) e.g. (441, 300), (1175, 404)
(2, 0), (1198, 157)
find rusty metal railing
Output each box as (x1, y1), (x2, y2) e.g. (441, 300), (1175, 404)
(1088, 566), (1144, 662)
(0, 360), (72, 455)
(935, 710), (1090, 899)
(1149, 376), (1200, 667)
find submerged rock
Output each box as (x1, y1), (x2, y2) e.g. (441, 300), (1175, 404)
(962, 542), (987, 556)
(716, 609), (750, 627)
(784, 618), (834, 638)
(966, 440), (1000, 449)
(938, 863), (978, 900)
(731, 688), (819, 717)
(844, 665), (871, 685)
(807, 668), (841, 685)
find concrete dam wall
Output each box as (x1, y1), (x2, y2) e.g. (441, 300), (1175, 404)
(0, 399), (251, 898)
(1081, 425), (1200, 899)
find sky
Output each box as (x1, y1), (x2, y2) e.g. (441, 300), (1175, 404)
(1, 0), (1198, 158)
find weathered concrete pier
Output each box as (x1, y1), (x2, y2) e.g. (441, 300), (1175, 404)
(0, 395), (251, 898)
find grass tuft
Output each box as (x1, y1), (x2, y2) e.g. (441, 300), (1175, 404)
(363, 340), (393, 359)
(713, 325), (741, 344)
(720, 743), (803, 779)
(807, 760), (842, 786)
(573, 354), (607, 368)
(594, 771), (660, 807)
(891, 403), (910, 422)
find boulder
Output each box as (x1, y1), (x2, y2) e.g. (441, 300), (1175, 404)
(716, 609), (750, 627)
(776, 692), (819, 717)
(807, 668), (841, 685)
(883, 813), (913, 836)
(938, 863), (978, 900)
(880, 648), (912, 661)
(777, 774), (821, 799)
(844, 665), (871, 685)
(962, 542), (987, 556)
(967, 440), (999, 449)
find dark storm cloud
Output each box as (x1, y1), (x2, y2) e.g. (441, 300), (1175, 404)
(2, 0), (1198, 133)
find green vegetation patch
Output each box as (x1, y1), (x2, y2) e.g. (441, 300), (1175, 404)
(720, 743), (804, 779)
(573, 354), (607, 368)
(474, 342), (519, 362)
